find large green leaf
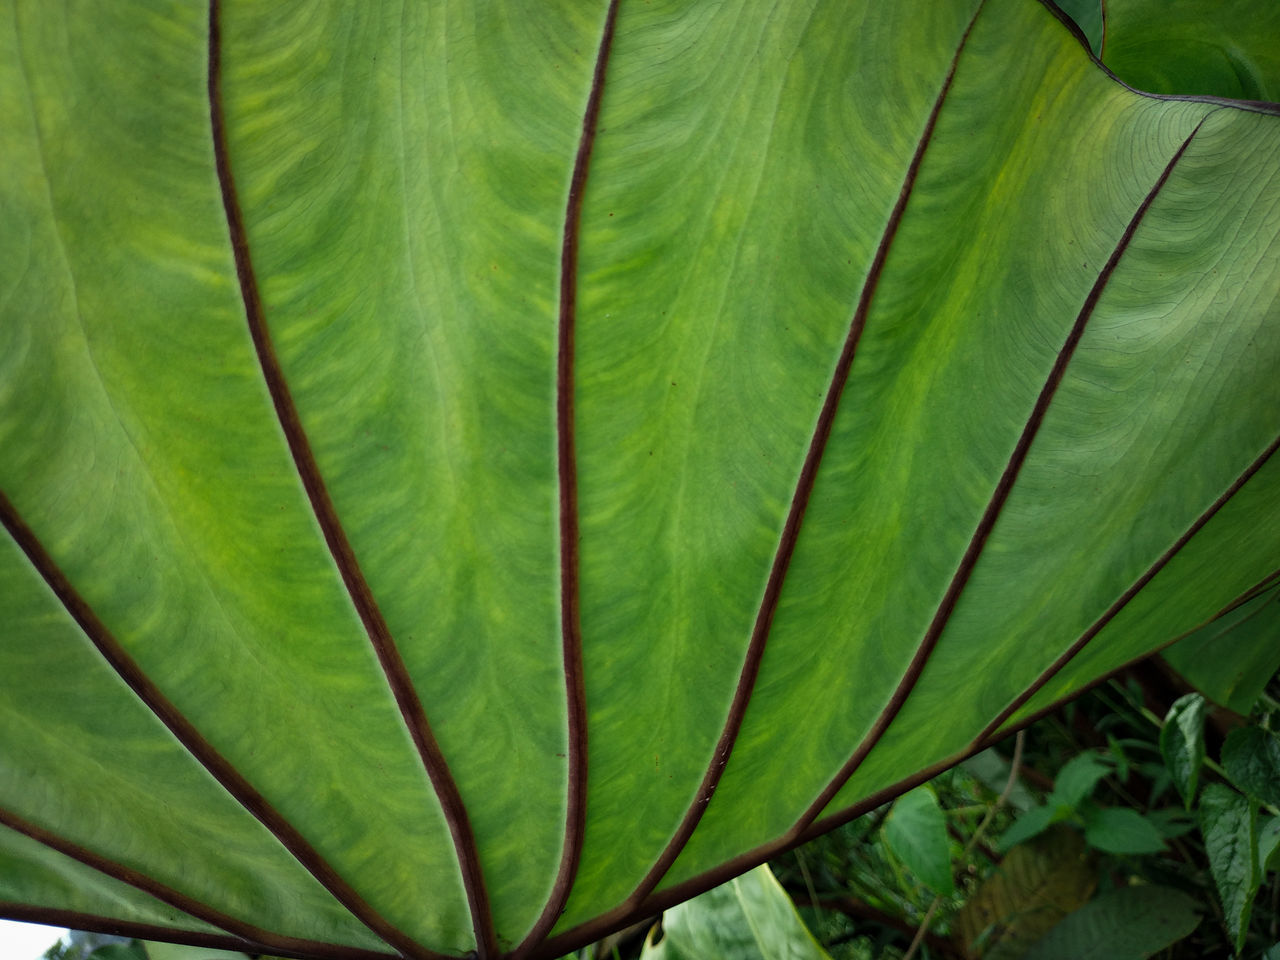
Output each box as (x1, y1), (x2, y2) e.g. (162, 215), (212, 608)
(1223, 727), (1280, 809)
(2, 1), (1279, 959)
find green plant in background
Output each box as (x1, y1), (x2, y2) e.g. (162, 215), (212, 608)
(1161, 692), (1280, 954)
(996, 751), (1166, 856)
(882, 788), (955, 902)
(757, 674), (1280, 960)
(4, 0), (1280, 959)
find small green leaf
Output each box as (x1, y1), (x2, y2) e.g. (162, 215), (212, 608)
(1159, 693), (1207, 809)
(997, 752), (1113, 854)
(1080, 807), (1166, 855)
(1022, 885), (1200, 960)
(999, 804), (1057, 852)
(1199, 783), (1260, 953)
(882, 785), (954, 896)
(1050, 753), (1111, 810)
(638, 865), (831, 960)
(1223, 726), (1280, 808)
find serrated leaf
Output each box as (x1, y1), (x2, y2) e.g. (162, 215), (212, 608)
(1199, 783), (1260, 953)
(1160, 693), (1207, 810)
(1000, 752), (1115, 852)
(1223, 726), (1280, 808)
(1021, 885), (1200, 960)
(1080, 807), (1166, 855)
(638, 865), (831, 960)
(882, 786), (954, 897)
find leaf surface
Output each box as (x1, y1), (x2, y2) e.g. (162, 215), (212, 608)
(1080, 808), (1165, 855)
(1223, 727), (1280, 808)
(1162, 586), (1280, 713)
(2, 1), (1280, 958)
(882, 787), (954, 896)
(1199, 783), (1260, 953)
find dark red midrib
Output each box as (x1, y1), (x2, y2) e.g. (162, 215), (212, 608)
(784, 115), (1208, 839)
(530, 561), (1280, 960)
(0, 492), (441, 960)
(605, 0), (991, 918)
(970, 427), (1280, 746)
(1223, 568), (1280, 611)
(207, 3), (494, 957)
(511, 2), (620, 957)
(0, 805), (398, 960)
(1178, 564), (1280, 637)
